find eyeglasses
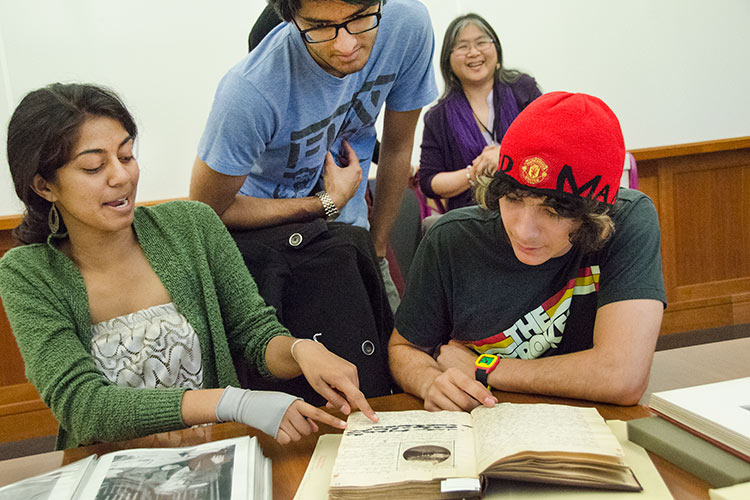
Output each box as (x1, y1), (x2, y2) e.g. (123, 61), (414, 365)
(451, 38), (494, 56)
(294, 2), (382, 44)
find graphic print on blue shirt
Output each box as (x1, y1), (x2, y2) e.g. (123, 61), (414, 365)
(198, 0), (438, 228)
(275, 73), (396, 199)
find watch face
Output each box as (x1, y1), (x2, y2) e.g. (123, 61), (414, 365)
(477, 355), (495, 367)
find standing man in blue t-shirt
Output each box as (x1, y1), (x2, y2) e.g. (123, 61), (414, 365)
(190, 0), (438, 310)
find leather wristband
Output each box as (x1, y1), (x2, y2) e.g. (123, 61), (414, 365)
(315, 191), (340, 220)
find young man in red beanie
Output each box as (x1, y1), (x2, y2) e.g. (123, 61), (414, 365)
(389, 92), (665, 409)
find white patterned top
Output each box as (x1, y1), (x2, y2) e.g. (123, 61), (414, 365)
(91, 303), (204, 389)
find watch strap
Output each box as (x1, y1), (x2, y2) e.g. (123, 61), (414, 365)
(315, 191), (340, 220)
(475, 368), (489, 387)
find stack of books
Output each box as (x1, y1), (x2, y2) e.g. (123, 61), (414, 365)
(0, 435), (271, 500)
(627, 377), (750, 488)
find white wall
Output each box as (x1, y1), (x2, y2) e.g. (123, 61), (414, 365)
(0, 0), (264, 216)
(1, 0), (748, 216)
(454, 0), (750, 149)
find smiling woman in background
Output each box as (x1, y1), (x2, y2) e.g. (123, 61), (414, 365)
(418, 13), (542, 211)
(0, 83), (377, 450)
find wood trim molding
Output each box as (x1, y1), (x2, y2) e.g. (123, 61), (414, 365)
(630, 136), (750, 161)
(0, 383), (58, 443)
(0, 215), (22, 231)
(0, 384), (49, 418)
(0, 198), (187, 232)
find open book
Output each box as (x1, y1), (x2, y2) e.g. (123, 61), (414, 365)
(328, 403), (641, 500)
(296, 421), (672, 500)
(648, 377), (750, 461)
(0, 435), (270, 500)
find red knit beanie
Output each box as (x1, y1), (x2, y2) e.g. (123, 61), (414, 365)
(497, 92), (625, 205)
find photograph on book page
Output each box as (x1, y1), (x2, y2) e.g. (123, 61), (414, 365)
(329, 410), (477, 488)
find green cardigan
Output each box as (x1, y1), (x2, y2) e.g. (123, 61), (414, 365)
(0, 201), (290, 449)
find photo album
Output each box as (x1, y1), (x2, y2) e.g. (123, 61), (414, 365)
(0, 435), (270, 500)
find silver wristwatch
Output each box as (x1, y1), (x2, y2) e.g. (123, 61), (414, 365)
(315, 191), (340, 220)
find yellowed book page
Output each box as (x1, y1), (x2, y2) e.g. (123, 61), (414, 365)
(482, 421), (672, 499)
(471, 404), (624, 473)
(709, 481), (750, 500)
(292, 434), (341, 500)
(329, 410), (477, 488)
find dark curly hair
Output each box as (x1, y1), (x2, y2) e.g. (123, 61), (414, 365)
(6, 83), (137, 245)
(475, 172), (615, 253)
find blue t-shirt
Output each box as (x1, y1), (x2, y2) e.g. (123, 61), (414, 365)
(198, 0), (438, 228)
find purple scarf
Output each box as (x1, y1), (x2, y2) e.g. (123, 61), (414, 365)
(444, 81), (520, 166)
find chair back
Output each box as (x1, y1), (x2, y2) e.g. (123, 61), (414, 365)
(621, 152), (639, 189)
(411, 177), (447, 219)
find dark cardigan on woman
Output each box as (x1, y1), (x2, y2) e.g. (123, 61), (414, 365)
(418, 74), (541, 210)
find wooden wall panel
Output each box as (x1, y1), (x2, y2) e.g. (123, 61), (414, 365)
(659, 294), (750, 335)
(0, 225), (53, 443)
(636, 168), (658, 205)
(0, 383), (57, 444)
(633, 137), (750, 336)
(734, 294), (750, 324)
(0, 230), (26, 388)
(671, 157), (749, 287)
(0, 299), (25, 387)
(0, 409), (58, 443)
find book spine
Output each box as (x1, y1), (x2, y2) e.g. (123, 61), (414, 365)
(627, 418), (750, 488)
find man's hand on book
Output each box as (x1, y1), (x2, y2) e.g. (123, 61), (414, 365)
(436, 340), (482, 377)
(417, 340), (498, 412)
(423, 367), (497, 411)
(292, 339), (379, 423)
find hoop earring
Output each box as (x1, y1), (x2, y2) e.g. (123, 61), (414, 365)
(48, 203), (63, 236)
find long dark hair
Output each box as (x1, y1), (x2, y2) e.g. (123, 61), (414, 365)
(439, 13), (521, 100)
(6, 83), (137, 245)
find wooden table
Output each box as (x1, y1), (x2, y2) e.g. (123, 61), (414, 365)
(0, 391), (711, 499)
(643, 337), (750, 404)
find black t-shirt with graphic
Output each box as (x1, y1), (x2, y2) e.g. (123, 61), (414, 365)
(395, 189), (666, 358)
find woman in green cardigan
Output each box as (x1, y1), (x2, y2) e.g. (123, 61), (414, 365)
(0, 83), (376, 450)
